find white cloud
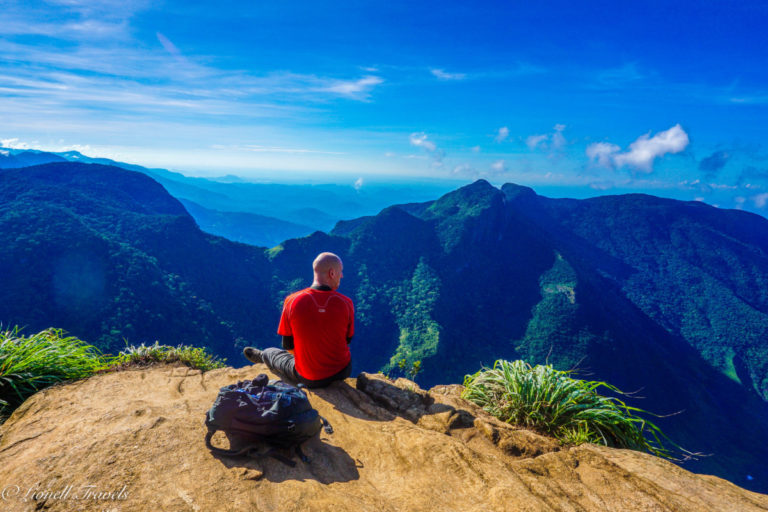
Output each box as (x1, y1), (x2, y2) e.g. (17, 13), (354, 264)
(156, 32), (182, 58)
(409, 132), (437, 152)
(211, 144), (344, 155)
(753, 193), (768, 209)
(323, 75), (383, 98)
(491, 160), (507, 173)
(526, 124), (567, 151)
(354, 177), (364, 190)
(614, 124), (689, 172)
(452, 164), (476, 177)
(409, 132), (444, 166)
(471, 145), (481, 153)
(1, 138), (30, 149)
(586, 124), (690, 173)
(0, 138), (96, 154)
(526, 134), (548, 150)
(551, 124), (566, 149)
(495, 126), (509, 143)
(589, 181), (616, 191)
(586, 142), (621, 168)
(430, 69), (466, 80)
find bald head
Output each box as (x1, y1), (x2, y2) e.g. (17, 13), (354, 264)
(312, 252), (344, 290)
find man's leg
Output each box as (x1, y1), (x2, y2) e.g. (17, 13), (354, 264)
(303, 363), (352, 388)
(259, 348), (301, 383)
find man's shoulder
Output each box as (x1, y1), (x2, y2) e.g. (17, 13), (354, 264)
(331, 292), (354, 313)
(332, 290), (353, 303)
(284, 287), (313, 304)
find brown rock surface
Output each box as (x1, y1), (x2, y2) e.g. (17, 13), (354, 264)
(0, 364), (766, 512)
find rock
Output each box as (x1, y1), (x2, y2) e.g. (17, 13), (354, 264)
(0, 365), (766, 511)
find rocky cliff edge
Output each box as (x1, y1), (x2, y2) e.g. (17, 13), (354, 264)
(1, 364), (766, 512)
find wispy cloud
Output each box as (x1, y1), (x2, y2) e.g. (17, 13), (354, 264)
(729, 95), (768, 105)
(409, 132), (444, 166)
(430, 68), (466, 81)
(526, 134), (548, 151)
(1, 137), (94, 155)
(322, 75), (384, 99)
(156, 32), (184, 59)
(210, 144), (345, 155)
(495, 126), (509, 143)
(586, 124), (690, 173)
(452, 164), (476, 177)
(595, 63), (645, 88)
(490, 160), (507, 174)
(753, 193), (768, 208)
(409, 133), (437, 152)
(526, 124), (566, 151)
(0, 0), (387, 147)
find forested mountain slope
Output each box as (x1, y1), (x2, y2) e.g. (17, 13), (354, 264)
(0, 163), (275, 361)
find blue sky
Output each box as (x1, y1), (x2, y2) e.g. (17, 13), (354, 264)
(2, 1), (768, 213)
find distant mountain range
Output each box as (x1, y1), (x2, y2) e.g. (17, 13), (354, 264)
(0, 148), (459, 244)
(178, 198), (315, 248)
(1, 161), (768, 492)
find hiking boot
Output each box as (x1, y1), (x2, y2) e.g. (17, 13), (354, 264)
(243, 347), (263, 364)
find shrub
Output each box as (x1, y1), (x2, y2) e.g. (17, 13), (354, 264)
(0, 327), (111, 418)
(461, 359), (691, 459)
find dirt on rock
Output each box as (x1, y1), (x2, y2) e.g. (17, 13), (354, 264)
(0, 363), (766, 512)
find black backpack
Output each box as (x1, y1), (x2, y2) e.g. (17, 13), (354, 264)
(204, 374), (332, 466)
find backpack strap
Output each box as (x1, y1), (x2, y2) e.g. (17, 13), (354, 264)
(295, 445), (310, 463)
(204, 428), (260, 457)
(320, 415), (333, 434)
(205, 428), (298, 467)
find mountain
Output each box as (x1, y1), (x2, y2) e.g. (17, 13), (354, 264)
(0, 148), (67, 168)
(1, 364), (766, 511)
(2, 163), (768, 491)
(0, 162), (276, 361)
(264, 179), (768, 491)
(178, 198), (316, 248)
(0, 148), (459, 234)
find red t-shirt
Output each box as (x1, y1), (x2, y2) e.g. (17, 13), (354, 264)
(277, 287), (354, 381)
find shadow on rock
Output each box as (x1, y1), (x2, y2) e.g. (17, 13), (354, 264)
(210, 435), (361, 484)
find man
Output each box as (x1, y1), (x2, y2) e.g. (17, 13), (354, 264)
(243, 252), (354, 388)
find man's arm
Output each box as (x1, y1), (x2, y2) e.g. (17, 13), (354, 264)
(282, 335), (294, 354)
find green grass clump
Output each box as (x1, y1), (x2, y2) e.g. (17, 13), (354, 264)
(1, 327), (227, 421)
(111, 341), (226, 372)
(0, 327), (111, 417)
(462, 359), (689, 460)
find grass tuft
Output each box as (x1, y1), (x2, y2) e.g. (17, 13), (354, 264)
(110, 341), (227, 372)
(0, 327), (111, 418)
(1, 327), (227, 421)
(461, 359), (693, 460)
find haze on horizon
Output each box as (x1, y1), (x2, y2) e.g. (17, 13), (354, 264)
(1, 1), (767, 214)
